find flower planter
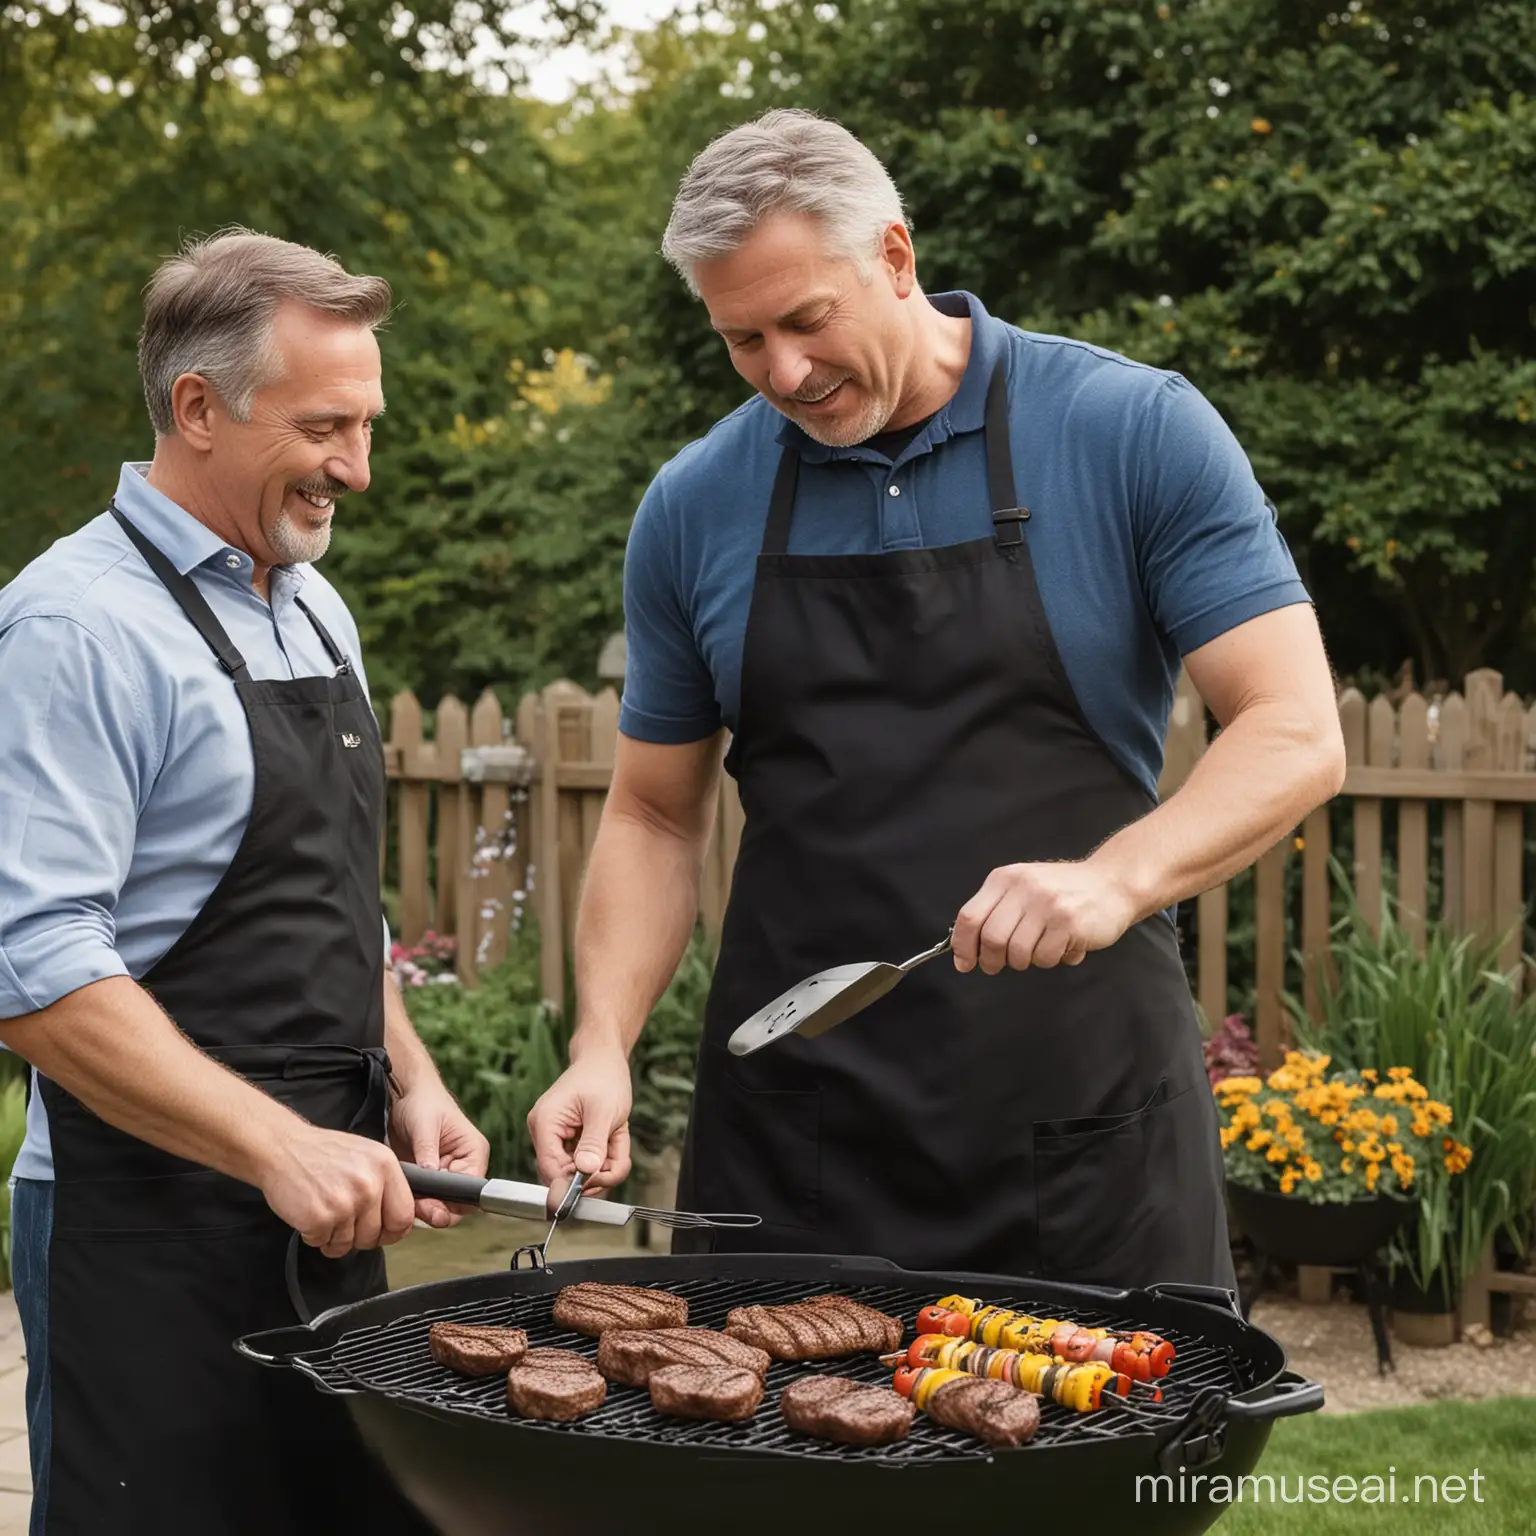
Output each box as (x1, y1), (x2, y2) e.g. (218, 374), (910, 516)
(1226, 1180), (1408, 1268)
(1389, 1268), (1460, 1348)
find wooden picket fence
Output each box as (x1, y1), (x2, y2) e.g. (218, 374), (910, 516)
(381, 680), (744, 1010)
(382, 665), (1536, 1331)
(387, 666), (1536, 1041)
(1161, 664), (1536, 1069)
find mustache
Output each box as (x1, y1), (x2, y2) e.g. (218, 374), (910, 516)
(293, 473), (349, 498)
(784, 372), (852, 404)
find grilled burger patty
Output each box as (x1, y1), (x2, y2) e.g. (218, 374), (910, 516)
(596, 1327), (771, 1388)
(648, 1364), (765, 1423)
(427, 1322), (529, 1378)
(927, 1376), (1041, 1447)
(505, 1348), (608, 1421)
(552, 1282), (689, 1337)
(779, 1376), (916, 1447)
(725, 1295), (904, 1361)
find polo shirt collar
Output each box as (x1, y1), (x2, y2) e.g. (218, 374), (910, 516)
(773, 289), (1005, 461)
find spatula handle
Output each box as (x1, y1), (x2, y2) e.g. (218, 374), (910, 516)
(899, 926), (955, 971)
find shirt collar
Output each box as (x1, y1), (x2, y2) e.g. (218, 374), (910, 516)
(113, 462), (307, 598)
(773, 290), (1004, 461)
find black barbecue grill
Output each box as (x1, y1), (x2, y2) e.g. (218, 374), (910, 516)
(239, 1253), (1321, 1536)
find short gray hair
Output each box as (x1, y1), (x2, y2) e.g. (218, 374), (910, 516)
(138, 228), (392, 436)
(661, 109), (908, 294)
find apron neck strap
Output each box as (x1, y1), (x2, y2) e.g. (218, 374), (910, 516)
(762, 445), (801, 557)
(111, 502), (250, 678)
(761, 358), (1030, 556)
(293, 596), (351, 674)
(984, 359), (1031, 548)
(110, 503), (353, 678)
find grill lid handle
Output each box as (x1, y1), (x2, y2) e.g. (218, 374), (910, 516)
(401, 1163), (490, 1207)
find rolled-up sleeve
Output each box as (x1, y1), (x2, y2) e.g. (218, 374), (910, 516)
(0, 616), (151, 1017)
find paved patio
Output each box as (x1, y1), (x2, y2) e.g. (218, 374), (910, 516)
(0, 1294), (29, 1536)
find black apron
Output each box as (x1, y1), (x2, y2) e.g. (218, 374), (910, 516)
(675, 362), (1236, 1291)
(36, 507), (436, 1535)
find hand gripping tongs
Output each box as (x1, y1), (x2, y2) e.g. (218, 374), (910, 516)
(400, 1162), (762, 1270)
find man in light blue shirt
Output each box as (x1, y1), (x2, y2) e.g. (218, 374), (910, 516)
(0, 229), (474, 1533)
(0, 462), (378, 1178)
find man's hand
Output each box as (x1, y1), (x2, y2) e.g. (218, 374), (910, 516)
(387, 1084), (491, 1229)
(952, 858), (1139, 974)
(257, 1126), (418, 1258)
(527, 1048), (633, 1195)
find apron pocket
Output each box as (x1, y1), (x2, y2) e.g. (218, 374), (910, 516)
(695, 1066), (821, 1232)
(52, 1169), (273, 1240)
(1033, 1076), (1195, 1287)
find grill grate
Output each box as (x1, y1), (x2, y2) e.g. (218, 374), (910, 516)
(301, 1275), (1257, 1463)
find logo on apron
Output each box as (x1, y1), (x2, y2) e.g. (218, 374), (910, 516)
(341, 733), (362, 748)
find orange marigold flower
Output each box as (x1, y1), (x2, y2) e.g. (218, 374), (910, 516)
(1252, 117), (1273, 134)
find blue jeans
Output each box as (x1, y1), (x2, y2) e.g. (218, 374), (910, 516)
(11, 1178), (51, 1536)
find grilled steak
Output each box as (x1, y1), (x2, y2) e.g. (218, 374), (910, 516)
(427, 1322), (528, 1378)
(779, 1376), (915, 1447)
(648, 1364), (764, 1423)
(505, 1348), (608, 1422)
(725, 1295), (904, 1360)
(552, 1282), (689, 1337)
(927, 1377), (1040, 1447)
(596, 1328), (771, 1388)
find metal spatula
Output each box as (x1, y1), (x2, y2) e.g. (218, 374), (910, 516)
(726, 927), (954, 1058)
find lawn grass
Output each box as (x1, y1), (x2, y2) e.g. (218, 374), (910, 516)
(1213, 1395), (1536, 1533)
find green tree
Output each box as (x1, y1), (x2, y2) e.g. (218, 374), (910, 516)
(621, 0), (1536, 689)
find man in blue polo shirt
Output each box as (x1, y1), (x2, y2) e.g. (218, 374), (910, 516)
(529, 109), (1345, 1288)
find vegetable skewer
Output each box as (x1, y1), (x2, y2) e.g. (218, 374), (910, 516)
(885, 1334), (1158, 1411)
(917, 1296), (1175, 1381)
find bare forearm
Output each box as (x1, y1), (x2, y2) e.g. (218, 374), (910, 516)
(0, 976), (301, 1184)
(1091, 699), (1345, 923)
(382, 972), (442, 1094)
(569, 810), (712, 1062)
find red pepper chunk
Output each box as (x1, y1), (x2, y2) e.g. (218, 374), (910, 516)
(916, 1305), (971, 1338)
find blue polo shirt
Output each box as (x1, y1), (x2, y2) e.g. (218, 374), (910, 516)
(619, 291), (1310, 796)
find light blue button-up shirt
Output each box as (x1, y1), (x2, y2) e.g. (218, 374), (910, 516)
(0, 463), (377, 1178)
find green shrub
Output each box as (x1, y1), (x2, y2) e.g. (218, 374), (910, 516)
(400, 924), (569, 1183)
(0, 1078), (29, 1291)
(401, 921), (716, 1186)
(1286, 869), (1536, 1299)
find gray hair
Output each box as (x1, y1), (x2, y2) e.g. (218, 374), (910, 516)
(138, 228), (392, 436)
(661, 109), (908, 294)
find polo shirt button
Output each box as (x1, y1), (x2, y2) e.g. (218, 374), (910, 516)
(225, 554), (242, 569)
(887, 485), (902, 497)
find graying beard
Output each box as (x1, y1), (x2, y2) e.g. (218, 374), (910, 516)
(267, 506), (332, 565)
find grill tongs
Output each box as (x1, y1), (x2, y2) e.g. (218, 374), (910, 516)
(401, 1162), (761, 1269)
